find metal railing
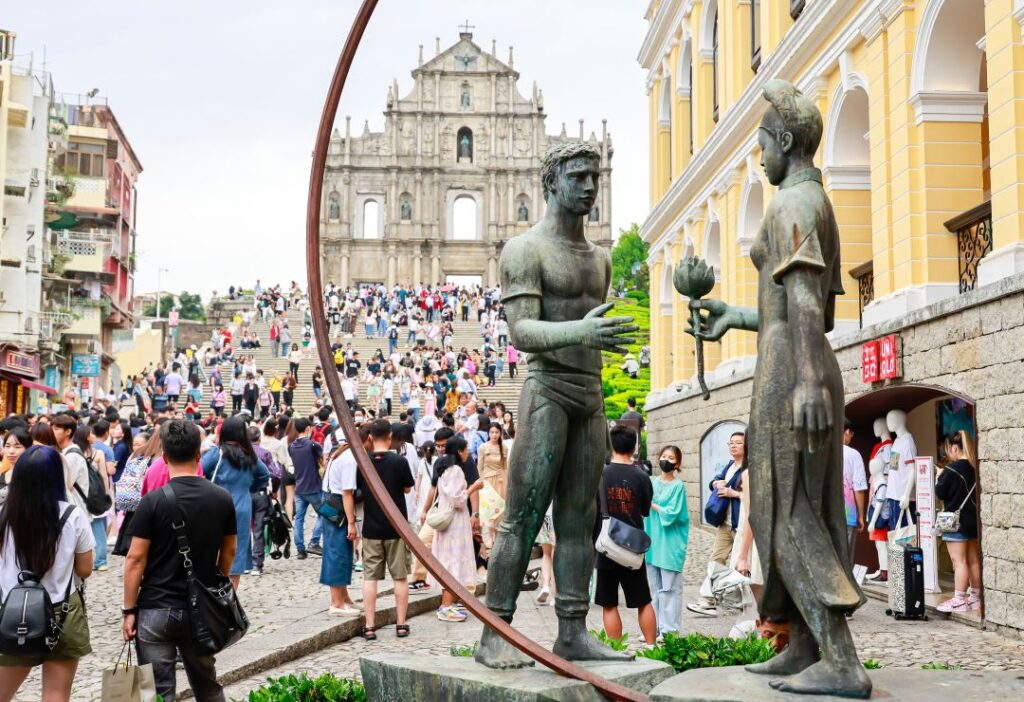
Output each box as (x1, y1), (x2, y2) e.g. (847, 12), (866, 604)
(945, 200), (992, 294)
(849, 260), (874, 327)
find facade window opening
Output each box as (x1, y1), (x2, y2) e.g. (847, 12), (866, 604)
(453, 196), (478, 240)
(363, 200), (380, 239)
(751, 0), (761, 72)
(712, 7), (720, 123)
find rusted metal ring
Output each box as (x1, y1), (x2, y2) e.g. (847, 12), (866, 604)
(305, 3), (647, 700)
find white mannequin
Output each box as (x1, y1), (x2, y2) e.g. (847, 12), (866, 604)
(865, 456), (888, 579)
(873, 417), (892, 444)
(886, 409), (918, 510)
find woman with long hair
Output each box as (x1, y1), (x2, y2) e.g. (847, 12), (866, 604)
(430, 435), (483, 622)
(201, 416), (270, 587)
(0, 446), (94, 701)
(935, 431), (981, 613)
(72, 425), (112, 572)
(281, 372), (297, 410)
(644, 445), (690, 637)
(477, 424), (508, 554)
(0, 428), (31, 505)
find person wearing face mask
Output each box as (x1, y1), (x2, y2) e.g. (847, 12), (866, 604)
(644, 445), (690, 638)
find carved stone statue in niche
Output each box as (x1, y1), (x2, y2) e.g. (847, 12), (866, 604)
(401, 197), (412, 221)
(459, 132), (472, 160)
(461, 83), (471, 108)
(517, 200), (529, 222)
(328, 193), (340, 220)
(589, 205), (599, 222)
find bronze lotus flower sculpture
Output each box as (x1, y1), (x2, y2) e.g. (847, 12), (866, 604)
(674, 256), (717, 400)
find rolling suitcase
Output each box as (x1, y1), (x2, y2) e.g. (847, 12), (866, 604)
(886, 512), (928, 620)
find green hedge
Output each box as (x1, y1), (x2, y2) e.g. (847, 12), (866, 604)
(601, 299), (651, 421)
(639, 633), (776, 672)
(239, 673), (366, 702)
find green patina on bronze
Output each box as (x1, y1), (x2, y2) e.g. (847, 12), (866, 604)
(681, 80), (871, 699)
(476, 141), (639, 670)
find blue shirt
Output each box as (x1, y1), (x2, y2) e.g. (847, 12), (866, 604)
(288, 437), (323, 495)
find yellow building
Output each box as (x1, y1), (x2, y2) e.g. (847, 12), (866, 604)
(641, 0), (1024, 637)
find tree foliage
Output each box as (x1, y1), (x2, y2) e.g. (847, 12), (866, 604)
(143, 291), (206, 321)
(611, 224), (649, 292)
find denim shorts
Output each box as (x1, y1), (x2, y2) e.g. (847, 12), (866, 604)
(941, 531), (973, 543)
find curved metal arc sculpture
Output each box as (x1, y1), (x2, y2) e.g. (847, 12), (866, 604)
(304, 3), (647, 701)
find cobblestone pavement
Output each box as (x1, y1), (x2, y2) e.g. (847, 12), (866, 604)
(222, 528), (1024, 699)
(15, 521), (1024, 700)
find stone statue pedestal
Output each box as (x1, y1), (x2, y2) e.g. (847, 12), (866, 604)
(360, 652), (673, 701)
(648, 666), (1024, 701)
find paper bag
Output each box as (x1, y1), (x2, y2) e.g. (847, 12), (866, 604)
(102, 644), (158, 702)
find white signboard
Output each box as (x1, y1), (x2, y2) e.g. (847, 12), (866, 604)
(915, 457), (940, 593)
(699, 420), (747, 526)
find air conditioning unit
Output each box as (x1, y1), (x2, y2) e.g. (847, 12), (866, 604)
(29, 168), (40, 188)
(87, 340), (97, 353)
(26, 245), (36, 263)
(24, 316), (34, 333)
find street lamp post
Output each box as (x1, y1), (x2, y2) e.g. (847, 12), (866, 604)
(156, 267), (170, 319)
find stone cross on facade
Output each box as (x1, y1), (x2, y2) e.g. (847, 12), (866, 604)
(459, 20), (475, 35)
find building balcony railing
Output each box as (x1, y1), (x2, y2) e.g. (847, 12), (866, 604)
(944, 200), (992, 295)
(849, 260), (874, 327)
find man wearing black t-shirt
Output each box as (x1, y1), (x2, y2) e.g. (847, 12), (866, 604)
(595, 425), (656, 646)
(123, 420), (237, 702)
(345, 352), (361, 379)
(358, 418), (415, 639)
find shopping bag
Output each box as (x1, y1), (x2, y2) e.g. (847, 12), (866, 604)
(886, 508), (916, 547)
(101, 642), (158, 702)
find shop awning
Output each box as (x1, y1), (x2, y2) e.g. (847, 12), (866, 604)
(0, 373), (57, 395)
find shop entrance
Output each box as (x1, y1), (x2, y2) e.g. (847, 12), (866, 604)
(844, 383), (980, 621)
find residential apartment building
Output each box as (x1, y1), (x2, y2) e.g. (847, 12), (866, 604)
(49, 93), (141, 396)
(0, 30), (57, 414)
(640, 0), (1024, 637)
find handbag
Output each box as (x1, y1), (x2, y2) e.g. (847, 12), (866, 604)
(703, 463), (743, 527)
(101, 641), (157, 702)
(315, 493), (347, 525)
(594, 474), (651, 570)
(935, 468), (977, 534)
(887, 508), (916, 547)
(158, 485), (248, 655)
(425, 495), (454, 531)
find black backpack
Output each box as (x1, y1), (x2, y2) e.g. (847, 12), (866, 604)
(66, 446), (112, 516)
(0, 506), (77, 655)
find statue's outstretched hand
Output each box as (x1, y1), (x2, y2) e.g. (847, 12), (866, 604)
(687, 299), (732, 342)
(792, 381), (833, 453)
(579, 303), (639, 355)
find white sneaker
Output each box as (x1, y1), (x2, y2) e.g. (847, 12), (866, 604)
(329, 605), (361, 617)
(536, 587), (550, 605)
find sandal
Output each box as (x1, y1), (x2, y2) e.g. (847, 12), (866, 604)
(396, 624), (410, 638)
(360, 626), (377, 641)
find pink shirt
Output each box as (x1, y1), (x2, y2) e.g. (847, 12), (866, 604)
(140, 457), (203, 496)
(507, 346), (518, 363)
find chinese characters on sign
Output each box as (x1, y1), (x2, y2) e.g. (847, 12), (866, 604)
(861, 341), (879, 383)
(861, 335), (900, 384)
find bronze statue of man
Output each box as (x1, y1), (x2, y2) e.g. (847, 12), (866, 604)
(686, 80), (870, 697)
(476, 141), (637, 668)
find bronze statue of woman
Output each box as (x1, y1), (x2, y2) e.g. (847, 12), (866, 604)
(685, 79), (871, 698)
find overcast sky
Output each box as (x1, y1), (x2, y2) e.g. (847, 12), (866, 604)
(8, 1), (650, 298)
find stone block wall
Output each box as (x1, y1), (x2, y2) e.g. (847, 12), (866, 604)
(646, 273), (1024, 638)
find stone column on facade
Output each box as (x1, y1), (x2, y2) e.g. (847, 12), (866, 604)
(488, 172), (497, 232)
(506, 174), (515, 225)
(413, 251), (422, 287)
(487, 245), (498, 288)
(340, 242), (351, 289)
(387, 243), (398, 288)
(430, 242), (441, 286)
(388, 169), (399, 225)
(344, 116), (351, 167)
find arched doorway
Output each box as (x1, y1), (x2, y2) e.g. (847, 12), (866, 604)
(844, 383), (982, 620)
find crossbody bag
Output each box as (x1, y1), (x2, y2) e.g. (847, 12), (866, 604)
(935, 467), (977, 534)
(158, 485), (248, 655)
(594, 474), (651, 570)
